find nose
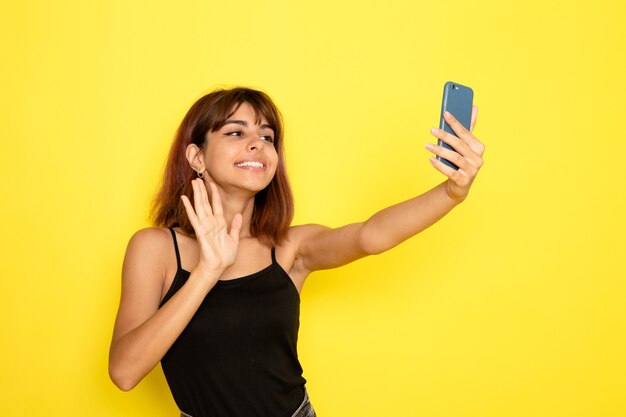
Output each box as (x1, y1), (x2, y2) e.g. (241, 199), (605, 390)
(247, 135), (265, 152)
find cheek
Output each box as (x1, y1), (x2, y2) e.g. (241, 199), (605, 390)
(270, 152), (280, 173)
(206, 145), (233, 165)
(204, 149), (233, 178)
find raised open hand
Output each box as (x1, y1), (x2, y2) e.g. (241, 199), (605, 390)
(426, 106), (485, 203)
(180, 179), (243, 275)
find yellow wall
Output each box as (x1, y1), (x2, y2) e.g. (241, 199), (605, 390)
(1, 0), (624, 415)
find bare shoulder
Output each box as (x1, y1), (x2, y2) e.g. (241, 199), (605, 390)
(284, 221), (368, 273)
(111, 227), (175, 344)
(286, 223), (331, 244)
(127, 227), (171, 250)
(123, 227), (173, 286)
(282, 224), (331, 258)
(286, 223), (335, 257)
(277, 224), (331, 283)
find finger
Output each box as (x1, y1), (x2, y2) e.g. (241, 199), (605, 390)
(209, 182), (223, 216)
(429, 156), (459, 179)
(429, 129), (483, 169)
(196, 179), (213, 217)
(191, 180), (206, 218)
(443, 111), (471, 142)
(180, 195), (200, 229)
(470, 105), (478, 133)
(444, 111), (484, 156)
(430, 128), (472, 158)
(425, 143), (466, 171)
(229, 213), (243, 243)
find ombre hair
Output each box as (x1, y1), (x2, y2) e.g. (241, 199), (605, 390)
(151, 87), (294, 246)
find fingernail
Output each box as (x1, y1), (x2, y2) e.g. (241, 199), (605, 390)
(430, 128), (438, 135)
(444, 111), (451, 117)
(425, 143), (434, 151)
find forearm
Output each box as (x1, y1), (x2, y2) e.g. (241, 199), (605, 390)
(359, 181), (459, 254)
(109, 267), (218, 391)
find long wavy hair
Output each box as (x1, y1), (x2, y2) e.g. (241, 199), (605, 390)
(151, 87), (294, 246)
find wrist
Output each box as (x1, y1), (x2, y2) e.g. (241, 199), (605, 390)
(442, 181), (465, 206)
(192, 261), (225, 280)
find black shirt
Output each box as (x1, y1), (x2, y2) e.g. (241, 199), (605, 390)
(159, 228), (306, 417)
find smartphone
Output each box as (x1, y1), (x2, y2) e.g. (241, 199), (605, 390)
(437, 81), (474, 170)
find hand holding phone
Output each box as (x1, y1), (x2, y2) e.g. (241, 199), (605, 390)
(426, 81), (485, 202)
(437, 81), (474, 170)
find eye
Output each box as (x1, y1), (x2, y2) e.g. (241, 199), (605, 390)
(261, 135), (275, 143)
(225, 130), (243, 137)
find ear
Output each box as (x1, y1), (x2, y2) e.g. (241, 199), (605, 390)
(185, 143), (205, 173)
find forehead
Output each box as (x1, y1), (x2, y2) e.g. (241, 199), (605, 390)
(227, 102), (269, 125)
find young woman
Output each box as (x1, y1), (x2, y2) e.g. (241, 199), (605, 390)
(108, 87), (485, 417)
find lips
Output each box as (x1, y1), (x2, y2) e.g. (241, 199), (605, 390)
(234, 159), (266, 170)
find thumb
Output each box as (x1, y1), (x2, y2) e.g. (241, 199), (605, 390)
(229, 213), (243, 243)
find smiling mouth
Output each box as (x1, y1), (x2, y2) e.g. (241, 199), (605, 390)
(235, 161), (266, 169)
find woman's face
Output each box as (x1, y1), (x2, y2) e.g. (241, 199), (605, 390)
(199, 102), (279, 195)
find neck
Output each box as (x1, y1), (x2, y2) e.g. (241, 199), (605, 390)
(204, 180), (256, 238)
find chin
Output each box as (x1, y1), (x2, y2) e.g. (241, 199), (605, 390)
(237, 179), (273, 195)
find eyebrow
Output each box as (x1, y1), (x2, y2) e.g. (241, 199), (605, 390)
(224, 119), (274, 131)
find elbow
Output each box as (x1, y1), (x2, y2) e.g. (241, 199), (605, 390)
(108, 360), (139, 392)
(358, 224), (390, 256)
(362, 243), (389, 256)
(360, 240), (386, 256)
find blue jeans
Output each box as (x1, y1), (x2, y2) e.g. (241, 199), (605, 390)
(179, 388), (316, 417)
(291, 387), (316, 417)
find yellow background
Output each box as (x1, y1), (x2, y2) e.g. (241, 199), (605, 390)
(1, 0), (624, 415)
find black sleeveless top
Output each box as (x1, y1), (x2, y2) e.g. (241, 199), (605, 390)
(159, 228), (307, 417)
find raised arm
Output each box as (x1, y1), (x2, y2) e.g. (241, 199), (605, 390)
(296, 108), (484, 273)
(108, 228), (221, 391)
(108, 180), (242, 391)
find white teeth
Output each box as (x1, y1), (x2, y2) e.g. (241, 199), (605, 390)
(235, 161), (264, 168)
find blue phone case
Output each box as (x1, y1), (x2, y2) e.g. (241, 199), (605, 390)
(437, 81), (473, 170)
